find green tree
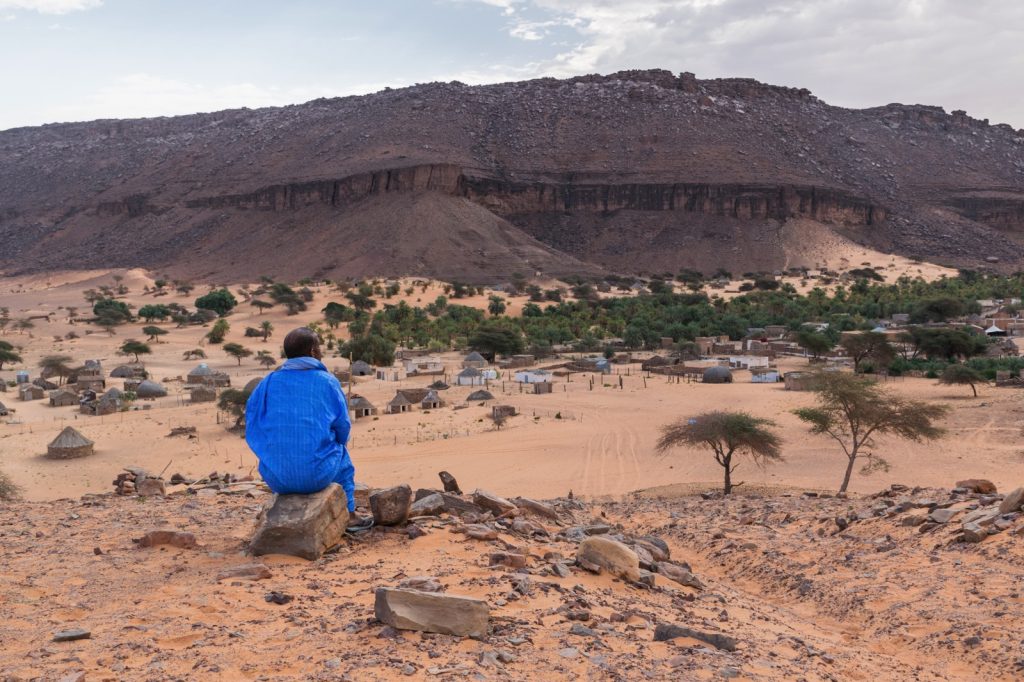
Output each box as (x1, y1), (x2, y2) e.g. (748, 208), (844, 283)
(256, 350), (277, 368)
(207, 319), (230, 344)
(250, 299), (274, 315)
(656, 411), (782, 495)
(487, 295), (507, 317)
(0, 340), (22, 369)
(142, 325), (168, 342)
(93, 298), (132, 325)
(794, 372), (947, 493)
(223, 342), (252, 365)
(841, 332), (895, 373)
(260, 320), (274, 342)
(39, 355), (74, 385)
(183, 348), (206, 360)
(796, 330), (833, 360)
(217, 388), (252, 429)
(119, 340), (152, 363)
(138, 304), (170, 321)
(341, 334), (395, 366)
(345, 290), (376, 312)
(322, 302), (355, 327)
(939, 364), (984, 397)
(195, 289), (238, 317)
(468, 322), (523, 357)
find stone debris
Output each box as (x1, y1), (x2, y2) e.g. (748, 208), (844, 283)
(137, 529), (197, 549)
(374, 588), (489, 637)
(52, 628), (91, 642)
(654, 623), (738, 651)
(370, 484), (412, 526)
(215, 563), (272, 581)
(409, 492), (445, 517)
(472, 489), (517, 516)
(250, 483), (348, 560)
(955, 479), (997, 494)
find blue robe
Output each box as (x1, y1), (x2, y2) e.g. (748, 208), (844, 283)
(245, 357), (355, 511)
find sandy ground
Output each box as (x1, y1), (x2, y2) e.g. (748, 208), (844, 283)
(0, 264), (1014, 505)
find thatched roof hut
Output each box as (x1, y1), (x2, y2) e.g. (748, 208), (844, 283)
(19, 384), (44, 401)
(351, 360), (373, 376)
(135, 380), (168, 399)
(190, 385), (217, 403)
(421, 390), (443, 409)
(466, 389), (494, 401)
(0, 401), (10, 416)
(48, 388), (79, 407)
(110, 363), (147, 379)
(702, 366), (733, 384)
(188, 363), (231, 387)
(46, 426), (94, 459)
(462, 351), (488, 369)
(349, 395), (376, 418)
(387, 392), (413, 414)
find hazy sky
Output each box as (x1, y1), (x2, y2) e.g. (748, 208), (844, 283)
(1, 0), (1022, 131)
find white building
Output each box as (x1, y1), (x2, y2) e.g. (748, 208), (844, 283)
(515, 369), (553, 384)
(456, 367), (486, 386)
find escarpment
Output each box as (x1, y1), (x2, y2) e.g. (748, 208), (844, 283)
(1, 68), (1022, 281)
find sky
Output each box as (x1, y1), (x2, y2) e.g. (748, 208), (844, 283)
(1, 0), (1022, 131)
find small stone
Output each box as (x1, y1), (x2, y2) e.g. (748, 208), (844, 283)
(720, 666), (741, 679)
(489, 552), (528, 569)
(59, 673), (86, 682)
(929, 508), (957, 524)
(52, 628), (91, 642)
(438, 471), (462, 494)
(558, 647), (580, 659)
(138, 530), (197, 549)
(410, 493), (446, 517)
(464, 524), (498, 541)
(961, 522), (988, 543)
(654, 623), (738, 651)
(264, 591), (293, 605)
(398, 576), (444, 593)
(407, 524), (427, 540)
(324, 658), (341, 670)
(569, 623), (599, 637)
(370, 484), (413, 526)
(216, 563), (272, 581)
(551, 563), (571, 578)
(658, 562), (704, 590)
(136, 477), (166, 497)
(513, 497), (559, 519)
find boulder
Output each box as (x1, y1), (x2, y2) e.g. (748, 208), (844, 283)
(370, 484), (412, 526)
(136, 478), (166, 497)
(956, 479), (997, 494)
(438, 493), (484, 516)
(577, 536), (641, 583)
(439, 470), (462, 494)
(472, 489), (517, 516)
(634, 536), (671, 562)
(374, 588), (488, 637)
(410, 492), (446, 517)
(962, 507), (1000, 526)
(250, 484), (348, 560)
(353, 482), (371, 509)
(999, 487), (1024, 514)
(489, 552), (528, 569)
(513, 497), (559, 520)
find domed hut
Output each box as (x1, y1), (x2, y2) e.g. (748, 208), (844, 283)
(135, 380), (168, 399)
(702, 366), (733, 384)
(466, 389), (495, 402)
(244, 376), (265, 394)
(47, 426), (94, 459)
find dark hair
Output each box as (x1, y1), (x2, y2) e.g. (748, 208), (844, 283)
(283, 327), (319, 359)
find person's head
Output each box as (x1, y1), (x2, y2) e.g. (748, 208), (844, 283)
(283, 327), (322, 360)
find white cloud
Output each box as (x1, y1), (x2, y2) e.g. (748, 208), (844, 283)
(0, 0), (101, 14)
(467, 0), (1024, 127)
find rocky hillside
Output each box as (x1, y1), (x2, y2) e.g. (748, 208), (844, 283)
(1, 69), (1023, 281)
(1, 473), (1021, 680)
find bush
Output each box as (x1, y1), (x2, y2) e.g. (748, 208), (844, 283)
(195, 289), (238, 317)
(0, 468), (20, 501)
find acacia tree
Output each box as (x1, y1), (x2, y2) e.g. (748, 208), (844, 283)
(142, 325), (168, 342)
(256, 350), (277, 368)
(119, 340), (152, 363)
(39, 355), (74, 385)
(794, 372), (947, 493)
(223, 342), (252, 365)
(656, 411), (782, 495)
(250, 299), (273, 315)
(939, 364), (984, 397)
(841, 332), (895, 373)
(0, 340), (22, 370)
(182, 348), (206, 360)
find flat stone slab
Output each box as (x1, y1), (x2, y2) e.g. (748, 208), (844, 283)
(250, 483), (348, 560)
(375, 588), (488, 637)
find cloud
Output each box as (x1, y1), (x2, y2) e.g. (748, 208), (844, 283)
(0, 0), (101, 14)
(466, 0), (1024, 127)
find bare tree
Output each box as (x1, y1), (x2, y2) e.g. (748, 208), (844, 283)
(657, 411), (782, 495)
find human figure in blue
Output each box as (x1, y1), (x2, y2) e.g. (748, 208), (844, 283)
(246, 327), (366, 526)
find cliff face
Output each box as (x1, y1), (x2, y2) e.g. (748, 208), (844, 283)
(0, 69), (1022, 281)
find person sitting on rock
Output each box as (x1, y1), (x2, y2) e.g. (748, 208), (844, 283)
(246, 327), (370, 530)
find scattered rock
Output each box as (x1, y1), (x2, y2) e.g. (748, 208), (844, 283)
(398, 576), (444, 593)
(52, 628), (91, 642)
(463, 524), (498, 541)
(250, 483), (348, 560)
(374, 588), (488, 637)
(410, 492), (446, 517)
(58, 673), (86, 682)
(136, 477), (166, 497)
(489, 552), (528, 569)
(929, 508), (958, 524)
(216, 563), (272, 581)
(514, 497), (559, 520)
(956, 479), (997, 494)
(265, 591), (294, 605)
(577, 536), (641, 583)
(353, 482), (371, 508)
(137, 529), (197, 549)
(472, 489), (517, 516)
(371, 484), (413, 526)
(654, 623), (738, 651)
(962, 522), (988, 543)
(657, 562), (704, 590)
(999, 487), (1024, 514)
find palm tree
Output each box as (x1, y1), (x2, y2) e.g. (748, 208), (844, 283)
(260, 320), (274, 342)
(657, 411), (782, 495)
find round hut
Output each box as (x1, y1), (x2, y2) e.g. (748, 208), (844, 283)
(135, 380), (168, 399)
(466, 389), (495, 402)
(244, 376), (265, 394)
(47, 426), (95, 459)
(702, 366), (733, 384)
